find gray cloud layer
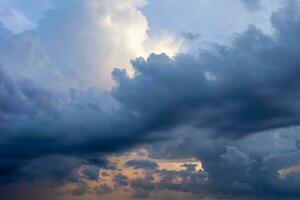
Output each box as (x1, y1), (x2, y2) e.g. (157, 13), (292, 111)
(113, 1), (300, 138)
(0, 0), (300, 199)
(241, 0), (261, 10)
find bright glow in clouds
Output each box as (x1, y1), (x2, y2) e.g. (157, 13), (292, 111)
(0, 0), (183, 89)
(2, 1), (300, 200)
(62, 148), (204, 198)
(0, 0), (184, 89)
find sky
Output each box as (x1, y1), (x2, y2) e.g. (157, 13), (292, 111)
(0, 0), (300, 199)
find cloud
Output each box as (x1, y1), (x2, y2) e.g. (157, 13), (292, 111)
(95, 184), (113, 195)
(35, 0), (183, 89)
(114, 174), (129, 187)
(0, 1), (300, 200)
(20, 155), (83, 184)
(147, 125), (300, 199)
(0, 50), (132, 183)
(126, 159), (158, 170)
(112, 0), (300, 139)
(279, 163), (300, 179)
(0, 0), (51, 33)
(182, 32), (201, 41)
(82, 165), (100, 181)
(181, 163), (198, 172)
(241, 0), (261, 10)
(0, 23), (69, 90)
(72, 183), (89, 196)
(0, 18), (164, 183)
(0, 0), (183, 90)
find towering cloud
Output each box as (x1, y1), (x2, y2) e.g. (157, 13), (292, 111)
(0, 0), (300, 199)
(113, 1), (300, 138)
(36, 0), (182, 89)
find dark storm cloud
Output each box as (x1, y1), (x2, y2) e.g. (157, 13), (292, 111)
(126, 159), (158, 170)
(20, 156), (83, 183)
(149, 126), (300, 199)
(114, 174), (129, 187)
(110, 2), (300, 198)
(82, 165), (100, 181)
(17, 155), (116, 185)
(0, 66), (56, 118)
(122, 162), (208, 198)
(0, 3), (300, 200)
(112, 0), (300, 139)
(181, 163), (198, 171)
(0, 27), (152, 182)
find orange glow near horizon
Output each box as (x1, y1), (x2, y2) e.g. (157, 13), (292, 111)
(49, 147), (205, 200)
